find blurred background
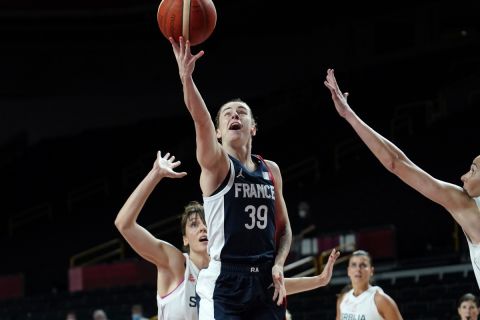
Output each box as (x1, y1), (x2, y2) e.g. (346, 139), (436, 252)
(1, 0), (479, 319)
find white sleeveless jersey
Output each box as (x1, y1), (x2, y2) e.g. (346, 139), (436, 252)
(465, 197), (480, 289)
(157, 253), (200, 320)
(339, 286), (384, 320)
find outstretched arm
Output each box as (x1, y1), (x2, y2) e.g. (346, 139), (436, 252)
(114, 151), (187, 268)
(324, 68), (477, 225)
(169, 37), (229, 194)
(285, 249), (340, 295)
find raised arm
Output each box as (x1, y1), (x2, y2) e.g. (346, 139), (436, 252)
(114, 151), (187, 269)
(324, 68), (475, 218)
(284, 248), (340, 295)
(169, 37), (229, 193)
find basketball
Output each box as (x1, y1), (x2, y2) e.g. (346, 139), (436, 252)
(157, 0), (217, 46)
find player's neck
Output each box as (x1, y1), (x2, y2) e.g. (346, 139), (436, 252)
(189, 251), (210, 270)
(224, 138), (253, 159)
(352, 283), (370, 297)
(226, 147), (255, 170)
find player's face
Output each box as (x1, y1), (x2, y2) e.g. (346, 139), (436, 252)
(458, 300), (479, 320)
(347, 256), (373, 286)
(184, 214), (208, 254)
(461, 155), (480, 197)
(216, 102), (256, 146)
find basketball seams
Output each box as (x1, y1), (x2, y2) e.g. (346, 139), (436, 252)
(157, 0), (216, 46)
(182, 0), (191, 42)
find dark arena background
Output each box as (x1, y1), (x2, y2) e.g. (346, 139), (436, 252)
(1, 0), (479, 319)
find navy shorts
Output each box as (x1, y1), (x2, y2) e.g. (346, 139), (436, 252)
(196, 260), (286, 320)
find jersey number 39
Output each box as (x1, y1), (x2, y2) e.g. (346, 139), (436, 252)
(244, 205), (268, 230)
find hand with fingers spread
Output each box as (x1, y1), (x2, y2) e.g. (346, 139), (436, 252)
(324, 68), (480, 294)
(323, 68), (351, 118)
(169, 36), (205, 83)
(272, 264), (286, 306)
(154, 151), (188, 179)
(114, 150), (205, 320)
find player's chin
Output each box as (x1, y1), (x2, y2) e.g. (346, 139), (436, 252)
(192, 241), (208, 252)
(463, 187), (475, 198)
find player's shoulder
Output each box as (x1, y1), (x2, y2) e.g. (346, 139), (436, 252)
(374, 288), (396, 306)
(371, 285), (384, 292)
(262, 158), (280, 171)
(337, 291), (347, 303)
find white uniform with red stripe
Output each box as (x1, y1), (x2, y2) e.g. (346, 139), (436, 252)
(156, 253), (200, 320)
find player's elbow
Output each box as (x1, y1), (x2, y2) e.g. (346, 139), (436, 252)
(384, 152), (405, 174)
(384, 157), (397, 173)
(114, 215), (128, 232)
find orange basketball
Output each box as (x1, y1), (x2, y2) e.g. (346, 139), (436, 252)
(157, 0), (217, 46)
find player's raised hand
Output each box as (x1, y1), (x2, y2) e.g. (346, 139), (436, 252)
(153, 151), (187, 179)
(317, 248), (341, 287)
(324, 68), (351, 118)
(169, 36), (204, 81)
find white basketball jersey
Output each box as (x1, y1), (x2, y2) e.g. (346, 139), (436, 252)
(465, 197), (480, 289)
(339, 286), (384, 320)
(157, 253), (200, 320)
